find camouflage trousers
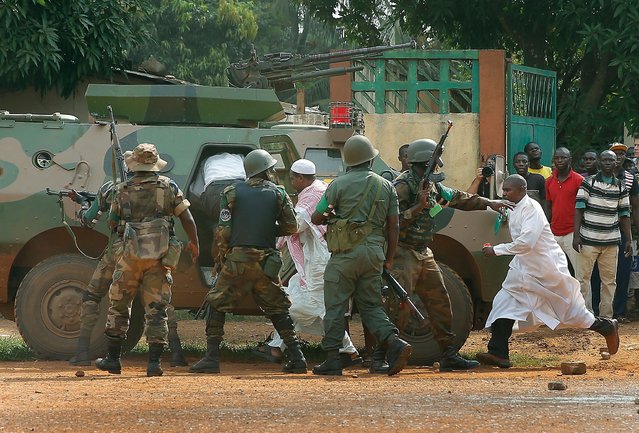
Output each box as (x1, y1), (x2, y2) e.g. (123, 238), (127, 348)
(205, 247), (292, 340)
(80, 241), (180, 340)
(390, 245), (455, 349)
(105, 255), (173, 345)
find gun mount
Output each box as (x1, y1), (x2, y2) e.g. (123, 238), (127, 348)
(227, 41), (417, 91)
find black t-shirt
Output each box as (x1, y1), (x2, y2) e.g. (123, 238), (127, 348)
(477, 177), (491, 198)
(525, 172), (546, 203)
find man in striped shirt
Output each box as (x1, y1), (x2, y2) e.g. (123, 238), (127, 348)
(573, 150), (633, 318)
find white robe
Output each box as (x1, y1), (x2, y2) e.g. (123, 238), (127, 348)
(485, 195), (595, 331)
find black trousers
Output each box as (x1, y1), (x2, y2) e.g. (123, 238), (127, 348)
(487, 318), (515, 359)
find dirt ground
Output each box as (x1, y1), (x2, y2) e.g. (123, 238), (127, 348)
(1, 318), (638, 433)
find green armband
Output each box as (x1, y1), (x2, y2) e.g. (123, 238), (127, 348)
(429, 203), (442, 218)
(316, 196), (329, 214)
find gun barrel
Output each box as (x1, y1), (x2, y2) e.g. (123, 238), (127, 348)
(382, 269), (426, 323)
(271, 66), (364, 84)
(302, 40), (417, 64)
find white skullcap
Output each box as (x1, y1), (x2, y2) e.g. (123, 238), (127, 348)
(291, 159), (316, 175)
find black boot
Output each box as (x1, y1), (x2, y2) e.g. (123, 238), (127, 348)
(385, 334), (412, 376)
(368, 346), (390, 374)
(270, 314), (307, 374)
(147, 343), (164, 377)
(189, 339), (221, 373)
(439, 347), (480, 372)
(69, 332), (91, 366)
(168, 335), (188, 367)
(313, 350), (342, 376)
(282, 342), (307, 374)
(95, 337), (122, 374)
(340, 352), (364, 369)
(590, 317), (620, 355)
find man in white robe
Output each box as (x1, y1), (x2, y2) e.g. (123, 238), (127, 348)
(254, 159), (361, 367)
(478, 174), (620, 368)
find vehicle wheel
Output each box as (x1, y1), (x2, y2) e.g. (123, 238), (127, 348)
(15, 254), (144, 360)
(384, 262), (473, 365)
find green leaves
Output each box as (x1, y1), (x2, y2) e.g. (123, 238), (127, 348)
(0, 0), (150, 96)
(301, 0), (639, 152)
(127, 0), (258, 86)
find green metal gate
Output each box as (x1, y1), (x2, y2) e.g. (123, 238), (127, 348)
(507, 64), (556, 166)
(351, 50), (480, 114)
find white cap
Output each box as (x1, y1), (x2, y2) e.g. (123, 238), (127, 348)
(291, 159), (316, 175)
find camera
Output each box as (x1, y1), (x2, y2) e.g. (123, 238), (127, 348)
(481, 165), (494, 178)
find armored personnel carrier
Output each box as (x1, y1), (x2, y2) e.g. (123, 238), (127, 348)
(0, 84), (511, 363)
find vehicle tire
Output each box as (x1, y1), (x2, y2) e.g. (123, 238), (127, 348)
(384, 262), (473, 365)
(15, 254), (144, 360)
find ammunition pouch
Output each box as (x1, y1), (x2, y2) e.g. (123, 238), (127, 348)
(123, 218), (171, 260)
(261, 250), (282, 280)
(161, 237), (183, 269)
(326, 219), (373, 253)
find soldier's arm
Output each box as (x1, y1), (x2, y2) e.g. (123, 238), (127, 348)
(395, 180), (428, 229)
(384, 187), (400, 269)
(178, 209), (199, 261)
(312, 183), (336, 225)
(78, 198), (101, 228)
(438, 183), (509, 212)
(215, 187), (234, 261)
(169, 180), (199, 260)
(276, 188), (298, 236)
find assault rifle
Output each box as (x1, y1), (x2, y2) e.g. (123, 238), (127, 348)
(45, 188), (96, 205)
(107, 105), (128, 183)
(423, 120), (453, 187)
(382, 269), (426, 325)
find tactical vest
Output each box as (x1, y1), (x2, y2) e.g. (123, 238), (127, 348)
(394, 172), (435, 249)
(229, 182), (278, 249)
(117, 175), (174, 260)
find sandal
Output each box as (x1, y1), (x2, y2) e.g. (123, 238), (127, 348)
(252, 343), (283, 364)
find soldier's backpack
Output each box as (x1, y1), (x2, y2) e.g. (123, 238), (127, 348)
(118, 177), (174, 260)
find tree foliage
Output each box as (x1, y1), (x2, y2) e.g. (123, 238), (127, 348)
(0, 0), (149, 96)
(128, 0), (258, 86)
(301, 0), (639, 152)
(252, 0), (349, 106)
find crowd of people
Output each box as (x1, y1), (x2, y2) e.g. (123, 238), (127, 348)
(470, 141), (639, 325)
(72, 135), (633, 377)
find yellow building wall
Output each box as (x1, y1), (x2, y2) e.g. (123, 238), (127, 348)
(364, 113), (480, 191)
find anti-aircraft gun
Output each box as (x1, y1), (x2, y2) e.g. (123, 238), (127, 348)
(227, 41), (417, 91)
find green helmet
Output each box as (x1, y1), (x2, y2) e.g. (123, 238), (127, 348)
(343, 135), (379, 166)
(407, 139), (437, 163)
(244, 149), (277, 177)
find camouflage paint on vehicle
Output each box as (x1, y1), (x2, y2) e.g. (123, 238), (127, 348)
(0, 84), (512, 360)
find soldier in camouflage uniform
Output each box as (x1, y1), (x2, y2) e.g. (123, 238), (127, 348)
(388, 138), (508, 371)
(69, 181), (188, 367)
(190, 149), (307, 374)
(96, 143), (199, 377)
(311, 135), (412, 376)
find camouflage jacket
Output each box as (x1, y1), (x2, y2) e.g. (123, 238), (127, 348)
(216, 177), (297, 261)
(109, 173), (189, 234)
(394, 168), (487, 250)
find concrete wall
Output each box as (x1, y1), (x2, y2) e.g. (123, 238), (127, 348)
(364, 112), (480, 190)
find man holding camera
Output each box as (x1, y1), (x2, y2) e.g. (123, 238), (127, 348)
(467, 158), (495, 198)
